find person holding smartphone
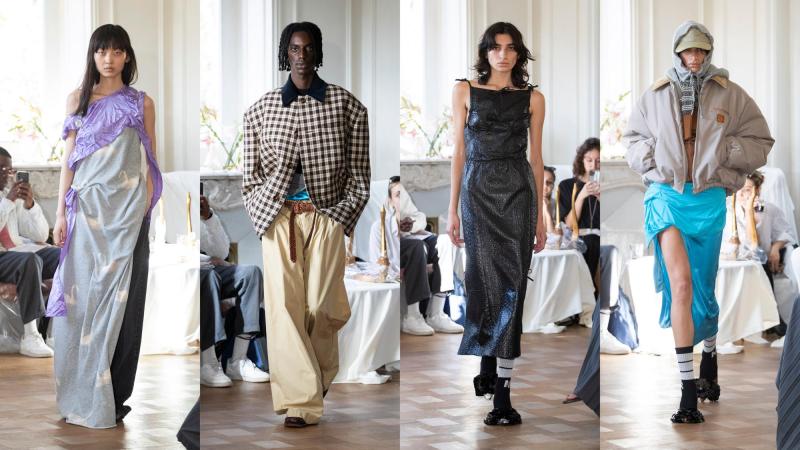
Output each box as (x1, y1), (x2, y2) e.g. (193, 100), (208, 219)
(558, 138), (601, 298)
(0, 147), (59, 358)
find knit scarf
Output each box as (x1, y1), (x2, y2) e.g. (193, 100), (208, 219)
(678, 73), (700, 115)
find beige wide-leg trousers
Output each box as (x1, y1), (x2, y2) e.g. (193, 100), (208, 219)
(261, 205), (350, 424)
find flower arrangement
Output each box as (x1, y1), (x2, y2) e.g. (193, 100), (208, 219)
(8, 97), (64, 162)
(600, 90), (631, 159)
(200, 104), (243, 170)
(400, 96), (453, 159)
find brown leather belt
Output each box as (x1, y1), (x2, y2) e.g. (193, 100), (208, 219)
(285, 200), (317, 263)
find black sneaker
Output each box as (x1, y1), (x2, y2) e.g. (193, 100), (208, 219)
(696, 378), (721, 402)
(473, 373), (497, 399)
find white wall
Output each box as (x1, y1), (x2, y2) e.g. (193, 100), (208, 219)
(93, 0), (200, 172)
(273, 0), (399, 181)
(616, 0), (800, 233)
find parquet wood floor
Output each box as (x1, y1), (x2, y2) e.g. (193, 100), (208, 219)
(401, 329), (599, 449)
(0, 353), (199, 449)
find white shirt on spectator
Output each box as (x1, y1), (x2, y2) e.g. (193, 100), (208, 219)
(0, 198), (49, 250)
(723, 197), (795, 254)
(200, 212), (230, 260)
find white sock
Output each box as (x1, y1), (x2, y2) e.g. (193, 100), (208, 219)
(676, 348), (694, 381)
(201, 346), (218, 367)
(23, 320), (39, 337)
(703, 335), (716, 354)
(232, 334), (252, 362)
(426, 293), (447, 316)
(599, 310), (611, 332)
(407, 302), (424, 320)
(497, 357), (515, 379)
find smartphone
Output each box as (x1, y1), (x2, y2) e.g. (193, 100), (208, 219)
(200, 182), (204, 196)
(589, 170), (600, 183)
(16, 171), (29, 184)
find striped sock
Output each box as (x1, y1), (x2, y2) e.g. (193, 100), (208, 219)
(676, 346), (697, 410)
(700, 334), (718, 381)
(494, 358), (515, 410)
(676, 346), (694, 381)
(497, 357), (514, 379)
(703, 335), (716, 354)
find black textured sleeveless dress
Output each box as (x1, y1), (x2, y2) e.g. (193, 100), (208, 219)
(457, 80), (537, 360)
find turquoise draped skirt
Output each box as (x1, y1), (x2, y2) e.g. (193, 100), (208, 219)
(644, 182), (727, 346)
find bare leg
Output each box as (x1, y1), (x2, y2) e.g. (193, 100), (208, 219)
(658, 227), (693, 347)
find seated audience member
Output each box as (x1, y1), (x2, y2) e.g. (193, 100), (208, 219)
(542, 165), (557, 233)
(0, 146), (60, 357)
(200, 194), (269, 387)
(723, 170), (795, 336)
(558, 138), (601, 296)
(370, 176), (462, 335)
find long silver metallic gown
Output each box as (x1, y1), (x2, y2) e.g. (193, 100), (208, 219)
(457, 83), (536, 359)
(52, 127), (147, 428)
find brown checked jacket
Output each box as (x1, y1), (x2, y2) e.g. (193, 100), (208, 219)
(241, 76), (371, 237)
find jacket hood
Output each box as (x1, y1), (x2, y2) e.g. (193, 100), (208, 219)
(667, 20), (729, 82)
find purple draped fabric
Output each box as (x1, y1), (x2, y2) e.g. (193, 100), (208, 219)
(45, 86), (162, 317)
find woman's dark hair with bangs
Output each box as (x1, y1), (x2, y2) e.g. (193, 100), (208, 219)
(278, 22), (323, 71)
(572, 137), (600, 177)
(474, 22), (534, 88)
(75, 24), (137, 116)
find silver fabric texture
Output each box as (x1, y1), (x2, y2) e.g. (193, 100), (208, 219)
(457, 85), (536, 359)
(53, 127), (147, 428)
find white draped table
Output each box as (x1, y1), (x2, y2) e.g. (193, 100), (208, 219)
(435, 235), (595, 332)
(624, 255), (779, 352)
(140, 243), (200, 355)
(334, 278), (400, 383)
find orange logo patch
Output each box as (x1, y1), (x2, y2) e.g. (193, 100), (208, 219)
(717, 113), (725, 124)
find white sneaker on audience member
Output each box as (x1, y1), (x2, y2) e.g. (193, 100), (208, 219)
(600, 329), (631, 355)
(201, 362), (233, 387)
(536, 323), (566, 334)
(426, 313), (464, 333)
(20, 334), (53, 358)
(402, 315), (434, 336)
(771, 336), (785, 348)
(716, 342), (744, 354)
(226, 358), (270, 383)
(358, 370), (391, 384)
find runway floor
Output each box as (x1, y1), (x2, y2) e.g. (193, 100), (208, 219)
(200, 367), (400, 449)
(601, 342), (781, 449)
(0, 353), (198, 449)
(401, 327), (599, 449)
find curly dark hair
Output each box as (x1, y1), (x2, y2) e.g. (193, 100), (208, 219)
(473, 22), (534, 88)
(572, 137), (600, 177)
(278, 22), (323, 71)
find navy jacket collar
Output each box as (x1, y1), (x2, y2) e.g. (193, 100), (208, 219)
(281, 73), (327, 106)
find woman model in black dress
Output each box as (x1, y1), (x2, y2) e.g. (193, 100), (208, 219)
(447, 22), (546, 426)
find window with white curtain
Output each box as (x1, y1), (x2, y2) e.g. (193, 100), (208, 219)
(1, 1), (70, 163)
(200, 0), (273, 171)
(400, 0), (468, 161)
(599, 0), (632, 160)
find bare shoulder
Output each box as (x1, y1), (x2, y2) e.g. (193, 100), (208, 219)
(66, 89), (81, 114)
(452, 80), (470, 96)
(530, 89), (545, 115)
(143, 94), (155, 112)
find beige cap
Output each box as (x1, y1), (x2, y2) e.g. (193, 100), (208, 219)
(675, 28), (712, 53)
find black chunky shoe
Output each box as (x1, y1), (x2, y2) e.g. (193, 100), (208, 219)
(670, 408), (705, 424)
(696, 378), (721, 402)
(473, 373), (497, 399)
(484, 408), (521, 426)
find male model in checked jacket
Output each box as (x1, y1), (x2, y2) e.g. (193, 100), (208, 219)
(241, 21), (370, 428)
